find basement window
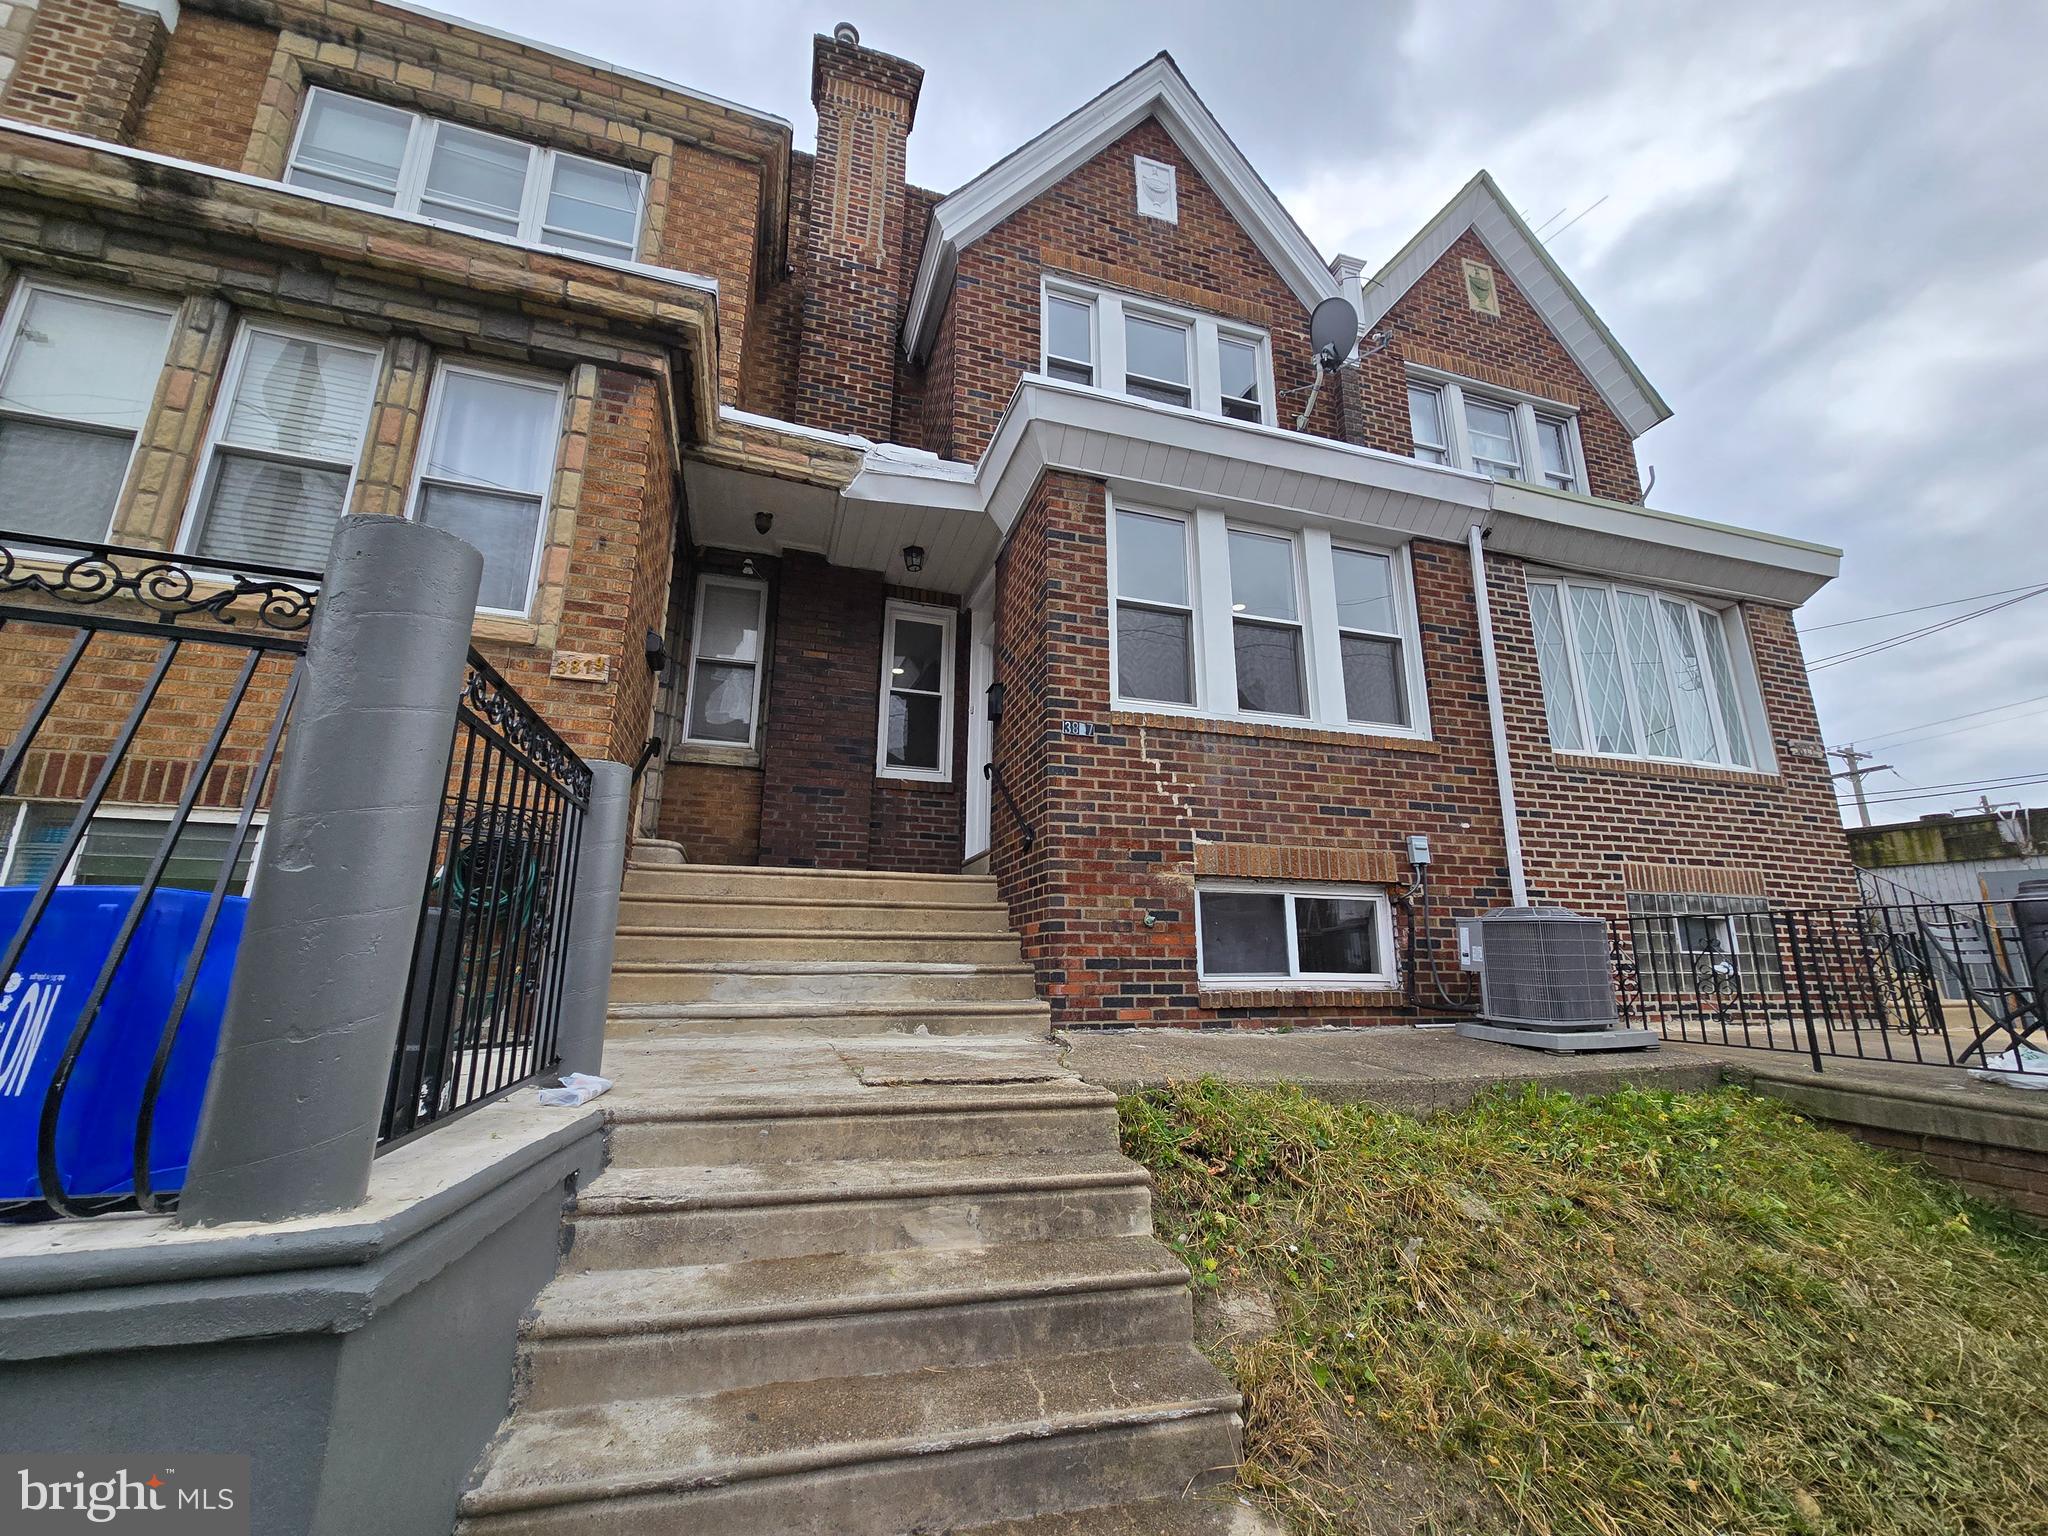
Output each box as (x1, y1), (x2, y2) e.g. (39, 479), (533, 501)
(285, 86), (647, 261)
(876, 600), (957, 781)
(1406, 372), (1584, 493)
(1526, 576), (1762, 769)
(1039, 278), (1274, 426)
(0, 280), (175, 544)
(1195, 881), (1397, 986)
(0, 801), (264, 896)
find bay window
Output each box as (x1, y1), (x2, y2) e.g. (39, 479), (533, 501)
(407, 364), (564, 615)
(286, 86), (647, 261)
(183, 323), (383, 570)
(1407, 374), (1584, 493)
(1527, 575), (1760, 769)
(0, 282), (174, 542)
(1039, 278), (1274, 425)
(1107, 499), (1430, 738)
(1196, 881), (1396, 986)
(683, 574), (768, 748)
(876, 601), (956, 781)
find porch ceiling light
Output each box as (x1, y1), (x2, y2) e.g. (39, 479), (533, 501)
(901, 544), (926, 573)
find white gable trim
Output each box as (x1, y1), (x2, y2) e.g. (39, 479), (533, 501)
(902, 54), (1337, 363)
(1358, 171), (1672, 439)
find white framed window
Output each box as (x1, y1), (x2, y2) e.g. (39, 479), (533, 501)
(285, 86), (647, 261)
(180, 322), (383, 571)
(0, 801), (264, 896)
(0, 280), (176, 543)
(1406, 372), (1585, 493)
(1226, 525), (1307, 718)
(1106, 497), (1431, 739)
(681, 573), (768, 749)
(406, 363), (564, 617)
(1526, 575), (1764, 770)
(876, 600), (956, 781)
(1195, 880), (1397, 987)
(1038, 277), (1275, 426)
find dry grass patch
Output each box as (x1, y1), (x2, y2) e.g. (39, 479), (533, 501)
(1121, 1079), (2048, 1536)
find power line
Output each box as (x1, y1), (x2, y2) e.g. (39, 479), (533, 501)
(1838, 771), (2048, 808)
(1803, 581), (2048, 632)
(1806, 585), (2048, 670)
(1871, 701), (2048, 754)
(1855, 689), (2048, 749)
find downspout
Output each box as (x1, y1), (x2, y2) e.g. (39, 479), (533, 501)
(1467, 522), (1530, 906)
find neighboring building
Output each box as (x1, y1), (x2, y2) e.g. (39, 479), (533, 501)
(0, 0), (1857, 1030)
(1851, 808), (2047, 998)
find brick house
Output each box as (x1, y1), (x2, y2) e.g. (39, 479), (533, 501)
(0, 0), (1856, 1031)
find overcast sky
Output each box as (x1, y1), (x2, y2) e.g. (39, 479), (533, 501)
(462, 0), (2044, 827)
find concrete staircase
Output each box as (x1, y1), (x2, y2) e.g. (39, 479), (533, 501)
(456, 863), (1254, 1536)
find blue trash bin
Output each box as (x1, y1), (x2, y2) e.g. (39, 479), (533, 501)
(0, 886), (247, 1203)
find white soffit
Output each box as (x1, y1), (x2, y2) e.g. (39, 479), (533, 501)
(902, 54), (1338, 363)
(1358, 171), (1673, 439)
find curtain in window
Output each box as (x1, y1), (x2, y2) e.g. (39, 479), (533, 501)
(415, 371), (560, 612)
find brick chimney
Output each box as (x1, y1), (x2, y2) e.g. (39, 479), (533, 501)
(0, 0), (172, 143)
(795, 22), (922, 441)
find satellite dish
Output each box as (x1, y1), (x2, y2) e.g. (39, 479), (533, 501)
(1308, 294), (1359, 368)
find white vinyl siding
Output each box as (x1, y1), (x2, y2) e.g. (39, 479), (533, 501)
(682, 573), (767, 748)
(1039, 277), (1274, 426)
(876, 601), (956, 781)
(0, 282), (175, 543)
(1529, 576), (1763, 770)
(286, 86), (646, 261)
(406, 364), (564, 616)
(182, 323), (382, 571)
(1195, 880), (1397, 986)
(1406, 373), (1585, 493)
(1107, 498), (1431, 740)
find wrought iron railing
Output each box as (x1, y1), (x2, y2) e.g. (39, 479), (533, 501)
(0, 531), (317, 1217)
(1613, 897), (2043, 1078)
(379, 649), (590, 1146)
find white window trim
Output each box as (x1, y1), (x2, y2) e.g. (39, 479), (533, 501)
(174, 318), (385, 569)
(0, 277), (178, 543)
(403, 359), (565, 620)
(1406, 366), (1586, 494)
(1039, 276), (1275, 427)
(1526, 571), (1774, 773)
(1106, 493), (1432, 740)
(0, 802), (266, 896)
(1109, 505), (1202, 712)
(680, 571), (769, 751)
(1194, 879), (1400, 988)
(1222, 521), (1311, 722)
(285, 85), (647, 261)
(875, 599), (957, 783)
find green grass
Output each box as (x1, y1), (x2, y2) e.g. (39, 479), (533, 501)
(1119, 1079), (2048, 1536)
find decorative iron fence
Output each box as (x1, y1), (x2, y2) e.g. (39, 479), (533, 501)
(1613, 897), (2043, 1078)
(0, 532), (316, 1217)
(378, 649), (591, 1146)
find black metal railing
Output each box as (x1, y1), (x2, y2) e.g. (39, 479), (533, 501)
(0, 531), (317, 1218)
(379, 649), (590, 1146)
(1613, 897), (2044, 1078)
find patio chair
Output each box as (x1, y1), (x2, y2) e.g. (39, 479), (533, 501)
(1913, 908), (2044, 1065)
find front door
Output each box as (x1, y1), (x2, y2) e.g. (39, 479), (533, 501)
(964, 599), (993, 864)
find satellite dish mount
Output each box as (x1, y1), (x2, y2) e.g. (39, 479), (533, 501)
(1296, 294), (1359, 431)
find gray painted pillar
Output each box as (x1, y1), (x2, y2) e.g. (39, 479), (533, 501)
(552, 761), (631, 1078)
(179, 516), (482, 1227)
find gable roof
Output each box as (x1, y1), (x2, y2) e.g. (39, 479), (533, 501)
(900, 53), (1338, 363)
(1356, 170), (1671, 437)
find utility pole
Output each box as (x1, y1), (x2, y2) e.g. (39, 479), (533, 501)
(1829, 744), (1893, 828)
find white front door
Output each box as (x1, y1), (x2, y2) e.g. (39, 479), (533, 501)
(964, 600), (994, 864)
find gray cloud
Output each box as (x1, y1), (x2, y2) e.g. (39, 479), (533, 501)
(459, 0), (2046, 822)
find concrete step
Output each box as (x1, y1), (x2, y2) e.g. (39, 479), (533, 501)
(624, 864), (1001, 907)
(616, 895), (1018, 934)
(607, 960), (1041, 1008)
(953, 1498), (1280, 1535)
(564, 1154), (1155, 1268)
(519, 1235), (1191, 1406)
(606, 1082), (1119, 1166)
(612, 931), (1026, 965)
(456, 1345), (1241, 1535)
(604, 998), (1052, 1039)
